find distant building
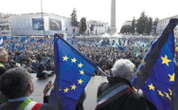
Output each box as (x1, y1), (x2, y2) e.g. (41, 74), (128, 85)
(0, 13), (73, 36)
(157, 15), (178, 37)
(0, 13), (13, 36)
(0, 13), (109, 37)
(86, 20), (109, 35)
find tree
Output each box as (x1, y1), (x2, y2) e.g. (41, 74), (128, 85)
(121, 12), (158, 35)
(136, 12), (147, 34)
(120, 25), (133, 34)
(136, 12), (154, 35)
(79, 17), (87, 34)
(71, 8), (78, 27)
(153, 18), (159, 35)
(144, 17), (153, 34)
(131, 17), (136, 34)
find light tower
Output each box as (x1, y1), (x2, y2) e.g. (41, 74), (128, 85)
(111, 0), (116, 34)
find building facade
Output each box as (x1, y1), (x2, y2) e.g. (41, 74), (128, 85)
(0, 13), (13, 36)
(0, 13), (73, 36)
(86, 20), (109, 35)
(157, 15), (178, 37)
(0, 13), (110, 37)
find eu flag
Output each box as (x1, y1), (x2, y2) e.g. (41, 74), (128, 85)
(50, 34), (97, 110)
(133, 19), (178, 110)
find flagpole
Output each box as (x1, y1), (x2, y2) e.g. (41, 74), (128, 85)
(97, 66), (111, 77)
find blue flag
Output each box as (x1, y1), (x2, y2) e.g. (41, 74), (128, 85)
(37, 39), (45, 43)
(133, 19), (178, 110)
(30, 38), (36, 43)
(19, 36), (28, 43)
(0, 38), (3, 47)
(8, 43), (15, 52)
(50, 34), (97, 110)
(18, 45), (26, 52)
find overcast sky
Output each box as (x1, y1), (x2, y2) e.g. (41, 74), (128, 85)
(1, 0), (178, 31)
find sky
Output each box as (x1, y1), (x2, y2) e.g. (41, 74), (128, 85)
(1, 0), (178, 31)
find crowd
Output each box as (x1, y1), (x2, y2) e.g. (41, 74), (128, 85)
(0, 49), (158, 110)
(1, 36), (178, 76)
(1, 37), (54, 79)
(71, 37), (151, 69)
(0, 35), (177, 110)
(0, 36), (156, 74)
(0, 36), (154, 73)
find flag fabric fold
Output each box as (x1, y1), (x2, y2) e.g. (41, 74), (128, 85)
(133, 19), (178, 110)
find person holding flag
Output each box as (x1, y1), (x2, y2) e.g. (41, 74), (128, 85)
(95, 59), (156, 110)
(133, 19), (178, 110)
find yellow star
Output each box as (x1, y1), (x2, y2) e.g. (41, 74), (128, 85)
(78, 63), (83, 68)
(79, 70), (85, 75)
(71, 58), (77, 63)
(64, 88), (69, 93)
(78, 79), (83, 85)
(71, 84), (77, 90)
(148, 83), (155, 91)
(161, 55), (171, 66)
(168, 89), (173, 96)
(164, 92), (171, 100)
(157, 90), (164, 97)
(63, 56), (69, 61)
(168, 73), (175, 82)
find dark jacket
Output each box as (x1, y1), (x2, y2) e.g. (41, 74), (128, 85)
(0, 62), (6, 76)
(0, 62), (7, 104)
(75, 92), (86, 110)
(95, 77), (157, 110)
(44, 92), (86, 110)
(0, 100), (53, 110)
(0, 92), (7, 105)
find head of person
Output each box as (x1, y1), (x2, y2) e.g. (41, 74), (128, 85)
(0, 67), (34, 99)
(0, 48), (8, 63)
(111, 59), (136, 81)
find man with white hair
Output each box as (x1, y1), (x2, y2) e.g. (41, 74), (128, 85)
(95, 59), (157, 110)
(111, 59), (136, 81)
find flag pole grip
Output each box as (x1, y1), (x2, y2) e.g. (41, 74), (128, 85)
(97, 66), (111, 77)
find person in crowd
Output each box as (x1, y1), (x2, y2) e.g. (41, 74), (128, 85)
(0, 67), (54, 110)
(95, 59), (157, 110)
(0, 48), (8, 75)
(0, 48), (8, 104)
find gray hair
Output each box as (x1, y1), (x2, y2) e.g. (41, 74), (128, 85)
(111, 59), (136, 81)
